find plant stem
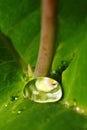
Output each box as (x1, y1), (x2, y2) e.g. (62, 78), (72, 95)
(34, 0), (57, 77)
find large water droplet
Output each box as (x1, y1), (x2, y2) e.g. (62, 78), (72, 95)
(23, 77), (62, 103)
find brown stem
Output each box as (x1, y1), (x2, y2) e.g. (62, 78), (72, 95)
(34, 0), (57, 77)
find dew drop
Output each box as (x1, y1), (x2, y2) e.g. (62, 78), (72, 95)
(74, 106), (85, 114)
(62, 100), (77, 108)
(17, 108), (24, 115)
(75, 106), (80, 111)
(4, 104), (8, 107)
(17, 110), (22, 114)
(23, 77), (62, 103)
(10, 96), (19, 101)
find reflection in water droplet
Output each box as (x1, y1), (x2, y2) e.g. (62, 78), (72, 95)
(23, 77), (62, 103)
(10, 96), (19, 101)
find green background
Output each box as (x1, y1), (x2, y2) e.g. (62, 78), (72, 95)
(0, 0), (87, 129)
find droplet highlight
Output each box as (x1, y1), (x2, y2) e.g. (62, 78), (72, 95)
(23, 77), (62, 103)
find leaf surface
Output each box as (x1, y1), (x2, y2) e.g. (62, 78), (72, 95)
(0, 0), (87, 130)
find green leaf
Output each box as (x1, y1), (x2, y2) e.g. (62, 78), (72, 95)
(0, 0), (40, 66)
(62, 41), (87, 109)
(0, 0), (87, 130)
(52, 0), (87, 109)
(1, 44), (87, 130)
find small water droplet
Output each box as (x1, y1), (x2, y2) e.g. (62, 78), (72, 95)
(62, 100), (77, 108)
(17, 110), (22, 114)
(62, 101), (70, 107)
(10, 96), (19, 101)
(23, 77), (62, 103)
(75, 106), (80, 111)
(74, 106), (85, 114)
(4, 104), (8, 107)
